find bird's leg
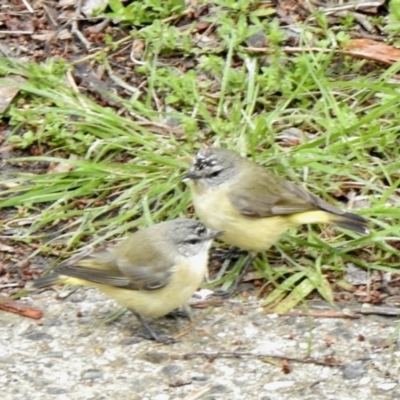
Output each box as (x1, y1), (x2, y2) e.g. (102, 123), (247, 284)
(131, 311), (176, 344)
(166, 310), (190, 319)
(166, 302), (193, 320)
(210, 246), (246, 283)
(213, 252), (256, 298)
(211, 246), (244, 263)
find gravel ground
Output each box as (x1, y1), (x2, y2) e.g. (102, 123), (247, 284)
(1, 288), (400, 400)
(1, 3), (399, 399)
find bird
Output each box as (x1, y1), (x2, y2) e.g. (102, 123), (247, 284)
(182, 147), (368, 294)
(30, 218), (224, 343)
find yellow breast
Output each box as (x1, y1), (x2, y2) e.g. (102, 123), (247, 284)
(96, 258), (206, 318)
(61, 253), (208, 319)
(190, 182), (293, 252)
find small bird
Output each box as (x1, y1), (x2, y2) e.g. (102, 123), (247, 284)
(183, 148), (368, 293)
(30, 219), (223, 343)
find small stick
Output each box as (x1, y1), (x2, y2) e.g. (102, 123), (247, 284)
(244, 46), (397, 66)
(190, 300), (224, 308)
(0, 295), (43, 319)
(358, 306), (400, 317)
(0, 31), (34, 35)
(71, 0), (91, 49)
(266, 310), (360, 319)
(183, 383), (214, 400)
(71, 20), (91, 49)
(174, 326), (193, 340)
(179, 351), (342, 366)
(22, 0), (34, 13)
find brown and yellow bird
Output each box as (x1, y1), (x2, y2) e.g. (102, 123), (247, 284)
(30, 219), (223, 342)
(183, 148), (368, 293)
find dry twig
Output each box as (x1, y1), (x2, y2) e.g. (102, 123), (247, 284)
(266, 310), (360, 319)
(177, 351), (342, 366)
(0, 295), (43, 319)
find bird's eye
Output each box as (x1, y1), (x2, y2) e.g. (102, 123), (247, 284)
(209, 170), (220, 178)
(187, 239), (200, 245)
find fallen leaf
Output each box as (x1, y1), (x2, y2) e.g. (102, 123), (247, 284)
(0, 75), (26, 113)
(0, 243), (14, 252)
(343, 39), (400, 65)
(47, 155), (78, 173)
(82, 0), (109, 17)
(57, 29), (73, 40)
(32, 32), (56, 41)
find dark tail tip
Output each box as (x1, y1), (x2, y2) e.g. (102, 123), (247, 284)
(334, 212), (369, 235)
(28, 274), (60, 290)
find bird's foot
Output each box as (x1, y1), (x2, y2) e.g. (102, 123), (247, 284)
(136, 329), (177, 344)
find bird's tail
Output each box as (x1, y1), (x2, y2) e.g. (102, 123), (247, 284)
(289, 210), (368, 235)
(27, 274), (62, 290)
(330, 211), (369, 235)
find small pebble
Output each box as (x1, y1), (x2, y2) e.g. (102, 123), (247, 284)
(328, 327), (353, 340)
(359, 377), (371, 385)
(153, 394), (169, 400)
(263, 381), (295, 391)
(192, 376), (209, 382)
(377, 382), (397, 391)
(42, 319), (62, 327)
(342, 360), (367, 380)
(161, 364), (182, 376)
(46, 387), (68, 395)
(81, 369), (102, 380)
(119, 338), (141, 345)
(210, 384), (229, 393)
(245, 30), (268, 47)
(24, 332), (53, 341)
(140, 352), (169, 364)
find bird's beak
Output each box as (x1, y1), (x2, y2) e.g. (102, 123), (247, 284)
(181, 171), (200, 182)
(205, 230), (225, 240)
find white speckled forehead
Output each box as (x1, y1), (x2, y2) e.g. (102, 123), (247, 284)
(194, 150), (218, 167)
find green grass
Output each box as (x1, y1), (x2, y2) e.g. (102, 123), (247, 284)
(1, 0), (400, 310)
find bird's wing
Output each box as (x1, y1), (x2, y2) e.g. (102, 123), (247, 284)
(281, 180), (344, 215)
(228, 167), (341, 218)
(54, 249), (173, 291)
